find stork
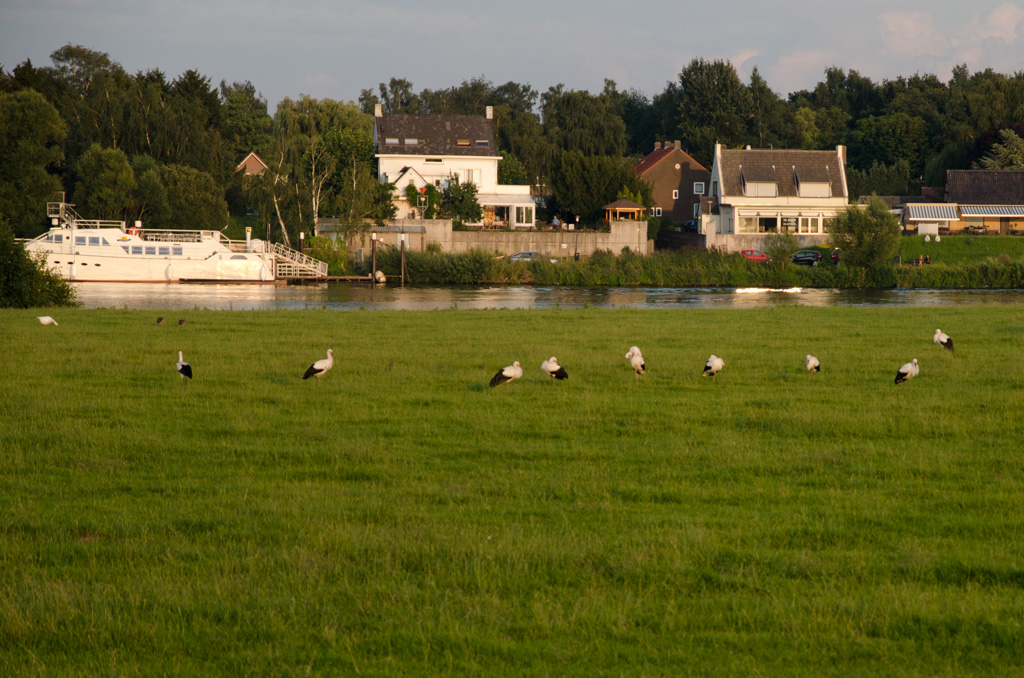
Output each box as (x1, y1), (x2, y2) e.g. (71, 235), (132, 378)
(806, 355), (820, 376)
(37, 316), (58, 326)
(541, 356), (569, 381)
(156, 317), (164, 326)
(490, 361), (523, 389)
(894, 358), (919, 385)
(625, 346), (645, 382)
(176, 351), (193, 383)
(933, 329), (954, 356)
(178, 318), (186, 328)
(302, 349), (335, 385)
(702, 355), (724, 381)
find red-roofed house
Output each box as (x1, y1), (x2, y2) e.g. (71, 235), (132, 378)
(634, 141), (710, 225)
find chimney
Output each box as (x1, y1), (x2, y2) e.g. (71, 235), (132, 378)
(654, 141), (662, 150)
(674, 140), (681, 151)
(485, 106), (493, 119)
(837, 144), (847, 165)
(374, 103), (383, 118)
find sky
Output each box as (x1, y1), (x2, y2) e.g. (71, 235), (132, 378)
(2, 0), (1024, 111)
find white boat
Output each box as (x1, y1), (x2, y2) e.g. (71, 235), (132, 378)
(23, 198), (327, 283)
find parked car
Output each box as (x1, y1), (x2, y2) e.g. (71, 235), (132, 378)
(790, 250), (822, 266)
(683, 219), (699, 233)
(830, 248), (841, 264)
(508, 251), (558, 264)
(741, 249), (770, 263)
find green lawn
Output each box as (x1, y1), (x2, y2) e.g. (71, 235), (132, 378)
(899, 234), (1024, 265)
(2, 306), (1023, 676)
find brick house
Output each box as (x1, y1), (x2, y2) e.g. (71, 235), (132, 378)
(944, 170), (1024, 234)
(634, 141), (710, 225)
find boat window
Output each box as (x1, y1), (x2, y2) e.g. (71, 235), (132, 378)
(102, 238), (110, 246)
(121, 246), (129, 254)
(53, 234), (62, 243)
(145, 246), (156, 255)
(172, 247), (183, 256)
(231, 255), (248, 260)
(88, 237), (100, 246)
(158, 247), (170, 256)
(132, 246), (143, 255)
(75, 236), (86, 245)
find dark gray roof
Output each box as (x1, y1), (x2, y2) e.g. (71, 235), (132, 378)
(720, 148), (846, 198)
(946, 170), (1024, 204)
(376, 113), (496, 156)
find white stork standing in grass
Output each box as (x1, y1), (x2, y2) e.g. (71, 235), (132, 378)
(806, 354), (821, 377)
(490, 361), (523, 389)
(302, 349), (335, 385)
(625, 346), (645, 382)
(541, 357), (569, 381)
(37, 316), (58, 326)
(895, 358), (919, 385)
(176, 351), (193, 383)
(934, 329), (955, 356)
(702, 354), (725, 381)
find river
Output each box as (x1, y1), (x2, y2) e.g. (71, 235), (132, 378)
(73, 283), (1024, 311)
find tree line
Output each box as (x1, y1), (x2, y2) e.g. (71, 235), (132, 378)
(4, 44), (1024, 240)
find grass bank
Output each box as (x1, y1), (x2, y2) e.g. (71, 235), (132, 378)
(2, 306), (1023, 676)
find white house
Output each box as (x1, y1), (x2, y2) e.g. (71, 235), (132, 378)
(704, 143), (850, 250)
(373, 105), (535, 229)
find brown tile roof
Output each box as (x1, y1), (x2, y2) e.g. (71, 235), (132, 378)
(945, 170), (1024, 204)
(718, 148), (846, 198)
(634, 147), (708, 176)
(376, 113), (496, 156)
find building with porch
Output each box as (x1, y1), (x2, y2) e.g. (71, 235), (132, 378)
(373, 105), (535, 229)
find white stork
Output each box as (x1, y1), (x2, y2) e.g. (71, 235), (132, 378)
(702, 354), (725, 381)
(894, 358), (919, 385)
(176, 351), (193, 383)
(37, 316), (58, 326)
(933, 329), (954, 356)
(490, 361), (523, 389)
(541, 357), (569, 381)
(302, 349), (335, 385)
(625, 346), (645, 382)
(806, 355), (820, 376)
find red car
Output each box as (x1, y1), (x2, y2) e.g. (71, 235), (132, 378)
(741, 249), (770, 263)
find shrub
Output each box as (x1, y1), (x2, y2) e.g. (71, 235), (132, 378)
(0, 220), (77, 308)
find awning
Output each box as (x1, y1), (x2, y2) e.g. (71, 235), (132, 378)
(475, 193), (535, 207)
(958, 205), (1024, 218)
(905, 203), (959, 222)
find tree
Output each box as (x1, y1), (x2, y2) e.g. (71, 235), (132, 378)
(0, 90), (66, 236)
(846, 160), (915, 199)
(552, 151), (649, 223)
(674, 58), (753, 166)
(439, 175), (482, 226)
(829, 197), (901, 269)
(747, 67), (799, 149)
(497, 153), (529, 185)
(326, 126), (388, 226)
(72, 143), (135, 220)
(0, 218), (77, 308)
(845, 112), (928, 171)
(973, 128), (1024, 169)
(541, 86), (626, 156)
(155, 164), (229, 230)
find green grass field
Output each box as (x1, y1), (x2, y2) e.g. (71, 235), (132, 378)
(2, 306), (1024, 676)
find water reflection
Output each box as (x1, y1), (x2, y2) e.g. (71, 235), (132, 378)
(75, 282), (1024, 311)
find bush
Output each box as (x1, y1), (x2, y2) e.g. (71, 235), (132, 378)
(0, 220), (77, 308)
(303, 236), (348, 276)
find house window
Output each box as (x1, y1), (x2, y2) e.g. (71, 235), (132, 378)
(385, 137), (399, 145)
(425, 158), (442, 164)
(475, 140), (489, 147)
(515, 206), (534, 224)
(694, 182), (705, 194)
(693, 204), (700, 217)
(404, 138), (419, 146)
(672, 190), (679, 200)
(654, 207), (663, 217)
(712, 181), (718, 197)
(457, 139), (470, 146)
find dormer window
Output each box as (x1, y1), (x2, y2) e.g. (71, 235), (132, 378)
(457, 139), (470, 146)
(475, 140), (489, 147)
(404, 138), (419, 146)
(385, 137), (400, 145)
(739, 164), (778, 197)
(793, 165), (831, 198)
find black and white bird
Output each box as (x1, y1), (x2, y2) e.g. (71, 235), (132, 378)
(933, 329), (954, 356)
(490, 360), (523, 389)
(702, 354), (725, 381)
(37, 316), (58, 326)
(541, 356), (569, 381)
(806, 354), (821, 375)
(302, 349), (335, 384)
(178, 318), (186, 328)
(625, 346), (645, 382)
(176, 351), (193, 383)
(894, 358), (919, 385)
(157, 317), (164, 326)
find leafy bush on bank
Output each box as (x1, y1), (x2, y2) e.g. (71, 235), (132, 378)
(1, 220), (77, 308)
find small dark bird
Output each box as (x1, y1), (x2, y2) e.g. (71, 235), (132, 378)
(934, 329), (954, 356)
(541, 356), (569, 381)
(157, 317), (164, 326)
(178, 318), (186, 327)
(490, 361), (523, 389)
(302, 349), (335, 385)
(895, 358), (919, 385)
(176, 351), (193, 383)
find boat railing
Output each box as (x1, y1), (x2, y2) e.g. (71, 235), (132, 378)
(266, 241), (329, 277)
(138, 230), (208, 243)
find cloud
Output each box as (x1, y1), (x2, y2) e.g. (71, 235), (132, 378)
(967, 2), (1024, 43)
(766, 50), (833, 95)
(879, 11), (945, 58)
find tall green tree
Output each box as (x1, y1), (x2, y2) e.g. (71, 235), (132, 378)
(439, 175), (482, 226)
(0, 89), (66, 236)
(541, 86), (626, 157)
(829, 197), (901, 269)
(552, 151), (649, 223)
(155, 164), (228, 231)
(72, 143), (136, 220)
(972, 128), (1024, 169)
(674, 58), (753, 165)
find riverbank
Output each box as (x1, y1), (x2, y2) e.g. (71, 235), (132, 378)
(3, 307), (1022, 676)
